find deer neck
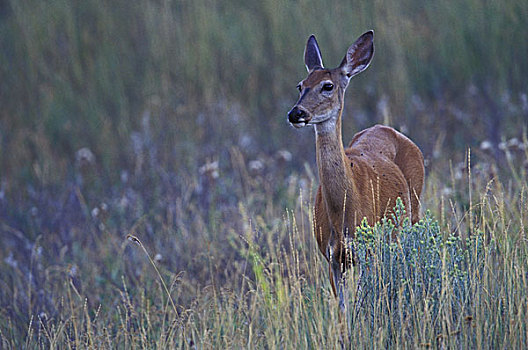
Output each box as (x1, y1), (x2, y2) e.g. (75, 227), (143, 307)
(314, 101), (354, 223)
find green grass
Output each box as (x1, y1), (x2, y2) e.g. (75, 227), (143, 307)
(1, 0), (528, 348)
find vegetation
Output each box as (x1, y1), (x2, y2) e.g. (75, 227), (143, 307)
(0, 0), (527, 348)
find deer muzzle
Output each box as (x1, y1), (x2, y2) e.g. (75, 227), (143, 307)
(288, 106), (311, 128)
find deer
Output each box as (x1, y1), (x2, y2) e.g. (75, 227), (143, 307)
(287, 31), (425, 313)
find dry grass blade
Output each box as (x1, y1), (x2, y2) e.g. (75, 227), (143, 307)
(126, 234), (181, 319)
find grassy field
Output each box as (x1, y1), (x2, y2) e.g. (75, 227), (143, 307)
(1, 149), (527, 348)
(1, 0), (528, 348)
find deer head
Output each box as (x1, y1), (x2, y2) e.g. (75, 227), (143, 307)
(288, 31), (374, 132)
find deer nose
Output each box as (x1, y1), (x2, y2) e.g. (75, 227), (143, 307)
(288, 107), (307, 124)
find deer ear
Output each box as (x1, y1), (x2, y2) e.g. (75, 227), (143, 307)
(304, 35), (324, 72)
(340, 30), (374, 79)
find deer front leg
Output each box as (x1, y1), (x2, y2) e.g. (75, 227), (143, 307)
(330, 252), (347, 313)
(327, 228), (348, 314)
(328, 240), (350, 348)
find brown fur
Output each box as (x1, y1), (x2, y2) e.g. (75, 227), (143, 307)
(289, 32), (425, 301)
(314, 124), (424, 295)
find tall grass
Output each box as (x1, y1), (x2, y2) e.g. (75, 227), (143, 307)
(1, 143), (527, 347)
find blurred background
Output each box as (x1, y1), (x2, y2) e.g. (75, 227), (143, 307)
(1, 0), (527, 187)
(0, 0), (527, 343)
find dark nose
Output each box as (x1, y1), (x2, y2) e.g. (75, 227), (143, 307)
(288, 107), (307, 124)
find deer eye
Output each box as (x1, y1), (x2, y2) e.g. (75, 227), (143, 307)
(296, 84), (302, 92)
(322, 83), (334, 92)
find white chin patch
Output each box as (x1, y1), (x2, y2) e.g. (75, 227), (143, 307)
(292, 122), (306, 128)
